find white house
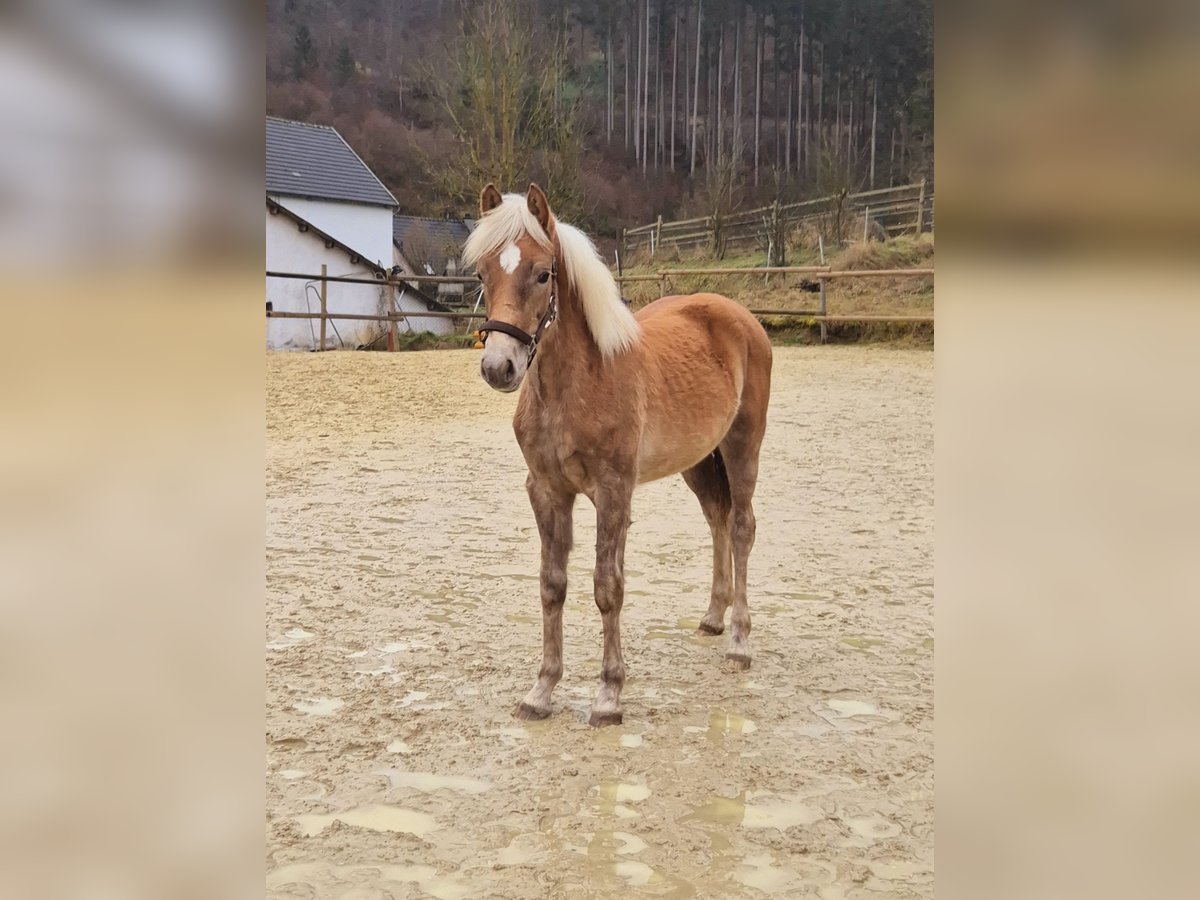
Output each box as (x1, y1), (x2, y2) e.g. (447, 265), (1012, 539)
(392, 215), (477, 306)
(266, 117), (452, 349)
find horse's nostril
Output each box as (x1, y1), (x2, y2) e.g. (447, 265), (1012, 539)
(503, 359), (515, 382)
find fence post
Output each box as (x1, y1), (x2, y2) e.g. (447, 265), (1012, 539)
(619, 228), (627, 265)
(319, 263), (328, 351)
(863, 206), (870, 242)
(818, 236), (828, 344)
(388, 281), (396, 352)
(916, 179), (926, 234)
(659, 270), (667, 299)
(654, 215), (663, 258)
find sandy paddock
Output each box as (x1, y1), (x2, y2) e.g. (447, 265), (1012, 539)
(266, 346), (933, 899)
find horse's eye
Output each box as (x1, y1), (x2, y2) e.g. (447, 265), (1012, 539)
(537, 271), (550, 284)
(476, 273), (483, 282)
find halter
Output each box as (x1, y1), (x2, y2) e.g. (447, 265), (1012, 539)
(475, 257), (558, 364)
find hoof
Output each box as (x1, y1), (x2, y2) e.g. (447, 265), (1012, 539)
(588, 710), (623, 728)
(514, 702), (551, 721)
(697, 621), (724, 636)
(725, 653), (752, 671)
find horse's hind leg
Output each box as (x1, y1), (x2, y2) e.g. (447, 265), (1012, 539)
(681, 452), (733, 635)
(719, 407), (768, 671)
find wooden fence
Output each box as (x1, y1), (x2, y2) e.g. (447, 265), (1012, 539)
(266, 264), (932, 350)
(622, 180), (933, 258)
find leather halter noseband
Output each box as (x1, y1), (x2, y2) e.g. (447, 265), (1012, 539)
(476, 258), (558, 364)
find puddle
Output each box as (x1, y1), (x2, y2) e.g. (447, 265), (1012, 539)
(684, 792), (823, 830)
(613, 860), (658, 886)
(584, 830), (648, 856)
(426, 612), (465, 628)
(825, 699), (880, 718)
(497, 834), (542, 866)
(592, 726), (645, 749)
(841, 636), (884, 652)
(380, 642), (414, 653)
(594, 780), (651, 803)
(292, 697), (344, 716)
(278, 769), (307, 780)
(396, 690), (430, 707)
(735, 853), (796, 892)
(386, 739), (413, 754)
(380, 769), (492, 794)
(685, 708), (757, 740)
(294, 803), (438, 837)
(266, 627), (314, 650)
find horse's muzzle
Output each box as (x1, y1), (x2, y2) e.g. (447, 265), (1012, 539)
(480, 333), (528, 392)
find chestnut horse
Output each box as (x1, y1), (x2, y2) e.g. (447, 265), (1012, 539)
(464, 184), (772, 726)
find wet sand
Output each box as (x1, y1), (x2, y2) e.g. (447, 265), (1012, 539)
(267, 346), (933, 898)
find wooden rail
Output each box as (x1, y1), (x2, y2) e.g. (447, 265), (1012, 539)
(622, 180), (933, 257)
(267, 264), (933, 350)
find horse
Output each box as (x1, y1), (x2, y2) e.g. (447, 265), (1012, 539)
(464, 183), (772, 726)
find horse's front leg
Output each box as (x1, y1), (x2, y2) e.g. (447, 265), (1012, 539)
(589, 480), (633, 727)
(516, 477), (575, 720)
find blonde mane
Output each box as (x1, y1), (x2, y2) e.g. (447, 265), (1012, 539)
(462, 194), (640, 358)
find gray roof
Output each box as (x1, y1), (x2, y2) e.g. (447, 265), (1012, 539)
(392, 216), (473, 273)
(266, 117), (397, 208)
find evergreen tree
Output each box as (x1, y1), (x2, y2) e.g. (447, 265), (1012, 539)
(335, 43), (356, 85)
(291, 24), (317, 81)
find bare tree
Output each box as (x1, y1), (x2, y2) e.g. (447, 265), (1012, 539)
(716, 24), (723, 170)
(869, 77), (878, 188)
(670, 11), (678, 171)
(607, 21), (613, 144)
(433, 0), (579, 215)
(690, 0), (701, 177)
(642, 0), (651, 174)
(753, 13), (762, 186)
(732, 15), (742, 169)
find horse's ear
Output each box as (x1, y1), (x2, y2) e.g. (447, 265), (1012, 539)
(480, 183), (502, 215)
(526, 183), (552, 231)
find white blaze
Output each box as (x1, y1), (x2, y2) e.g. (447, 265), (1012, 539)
(499, 243), (521, 274)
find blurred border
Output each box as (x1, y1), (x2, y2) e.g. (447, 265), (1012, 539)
(937, 2), (1200, 898)
(1, 0), (1198, 897)
(0, 3), (264, 898)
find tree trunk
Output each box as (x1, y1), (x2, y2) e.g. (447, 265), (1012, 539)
(753, 14), (762, 186)
(869, 77), (878, 189)
(700, 33), (710, 168)
(785, 78), (792, 174)
(733, 15), (742, 168)
(804, 28), (813, 177)
(796, 33), (802, 175)
(889, 126), (896, 186)
(690, 0), (701, 176)
(847, 77), (855, 180)
(630, 14), (636, 155)
(816, 57), (824, 190)
(671, 12), (678, 171)
(773, 25), (780, 174)
(607, 24), (613, 144)
(655, 3), (662, 170)
(716, 24), (724, 171)
(643, 0), (651, 174)
(835, 79), (841, 167)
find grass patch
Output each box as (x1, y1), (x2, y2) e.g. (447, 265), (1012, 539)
(360, 330), (475, 352)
